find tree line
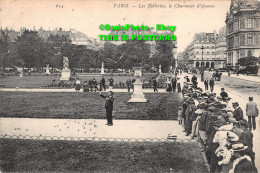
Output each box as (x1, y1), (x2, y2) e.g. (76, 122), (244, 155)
(0, 30), (176, 73)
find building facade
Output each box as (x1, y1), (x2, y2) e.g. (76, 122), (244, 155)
(225, 0), (260, 67)
(184, 27), (227, 69)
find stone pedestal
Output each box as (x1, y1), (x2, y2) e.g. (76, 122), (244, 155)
(133, 67), (142, 77)
(60, 68), (71, 81)
(101, 62), (105, 74)
(159, 65), (162, 74)
(128, 79), (147, 103)
(46, 64), (50, 75)
(101, 68), (105, 74)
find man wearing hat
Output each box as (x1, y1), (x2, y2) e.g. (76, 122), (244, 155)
(185, 99), (196, 136)
(246, 97), (259, 131)
(209, 77), (215, 92)
(239, 119), (255, 165)
(220, 88), (229, 99)
(99, 91), (114, 126)
(232, 102), (244, 121)
(229, 143), (257, 173)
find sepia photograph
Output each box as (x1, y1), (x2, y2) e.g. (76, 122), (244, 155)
(0, 0), (259, 172)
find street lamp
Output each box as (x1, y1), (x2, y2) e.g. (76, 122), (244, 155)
(201, 45), (204, 82)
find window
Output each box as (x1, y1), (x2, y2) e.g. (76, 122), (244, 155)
(247, 33), (253, 45)
(247, 18), (253, 28)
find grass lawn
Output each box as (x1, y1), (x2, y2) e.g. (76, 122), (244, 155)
(0, 139), (209, 173)
(0, 92), (182, 120)
(0, 74), (156, 88)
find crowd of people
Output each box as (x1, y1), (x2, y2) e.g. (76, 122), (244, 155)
(178, 75), (258, 173)
(74, 77), (137, 93)
(74, 77), (115, 92)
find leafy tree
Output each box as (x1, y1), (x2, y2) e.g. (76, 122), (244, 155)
(46, 34), (73, 69)
(237, 54), (259, 74)
(0, 31), (9, 73)
(152, 40), (175, 73)
(116, 40), (150, 70)
(16, 30), (47, 71)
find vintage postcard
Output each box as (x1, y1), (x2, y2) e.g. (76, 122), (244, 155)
(0, 0), (259, 172)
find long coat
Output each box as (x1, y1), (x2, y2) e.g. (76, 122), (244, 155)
(246, 101), (258, 117)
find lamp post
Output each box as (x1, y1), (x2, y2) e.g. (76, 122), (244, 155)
(201, 45), (204, 82)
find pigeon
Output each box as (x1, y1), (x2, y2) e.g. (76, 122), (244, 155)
(67, 127), (69, 129)
(26, 129), (28, 131)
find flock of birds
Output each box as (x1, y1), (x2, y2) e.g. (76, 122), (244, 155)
(12, 120), (99, 137)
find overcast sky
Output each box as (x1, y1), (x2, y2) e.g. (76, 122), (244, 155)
(0, 0), (231, 52)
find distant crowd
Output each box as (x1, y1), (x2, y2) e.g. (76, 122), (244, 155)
(74, 77), (137, 92)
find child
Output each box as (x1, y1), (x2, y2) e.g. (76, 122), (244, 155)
(178, 106), (183, 125)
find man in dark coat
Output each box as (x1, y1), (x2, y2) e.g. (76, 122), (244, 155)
(204, 79), (209, 91)
(209, 78), (214, 92)
(220, 88), (228, 98)
(171, 78), (177, 92)
(101, 77), (106, 91)
(153, 79), (158, 92)
(126, 79), (131, 92)
(99, 91), (114, 126)
(191, 75), (197, 84)
(92, 78), (97, 92)
(233, 102), (244, 121)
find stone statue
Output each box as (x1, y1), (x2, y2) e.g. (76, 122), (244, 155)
(63, 57), (69, 69)
(60, 56), (71, 81)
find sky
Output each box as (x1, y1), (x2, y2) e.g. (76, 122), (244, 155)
(0, 0), (231, 53)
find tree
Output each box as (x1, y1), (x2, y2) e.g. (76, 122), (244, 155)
(46, 34), (74, 70)
(16, 30), (47, 71)
(152, 40), (175, 73)
(237, 54), (259, 74)
(116, 40), (150, 70)
(0, 31), (9, 73)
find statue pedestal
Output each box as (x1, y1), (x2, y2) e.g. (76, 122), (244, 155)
(101, 68), (105, 74)
(128, 79), (147, 103)
(133, 67), (142, 77)
(60, 68), (71, 81)
(46, 68), (50, 75)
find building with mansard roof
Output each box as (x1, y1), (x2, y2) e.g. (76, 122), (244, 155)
(225, 0), (260, 67)
(184, 27), (227, 69)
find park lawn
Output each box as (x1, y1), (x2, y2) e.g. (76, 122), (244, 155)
(0, 74), (156, 88)
(0, 92), (182, 120)
(0, 139), (209, 173)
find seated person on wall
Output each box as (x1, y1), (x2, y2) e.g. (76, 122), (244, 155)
(220, 88), (229, 99)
